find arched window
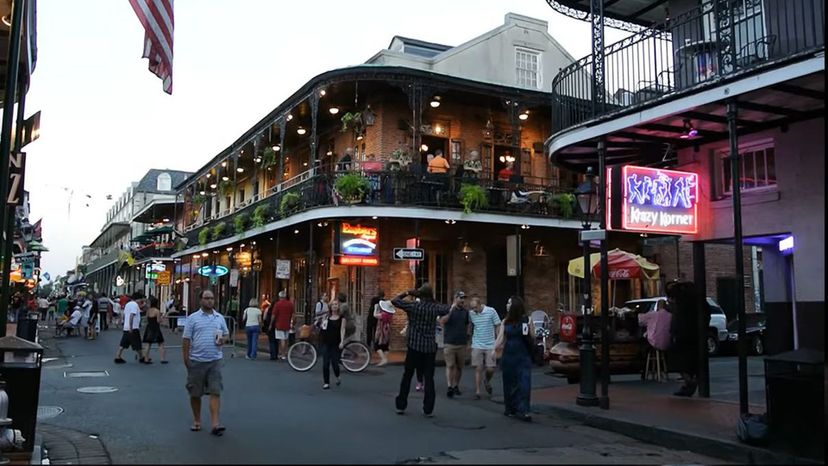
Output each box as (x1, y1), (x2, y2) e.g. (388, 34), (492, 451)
(157, 172), (172, 191)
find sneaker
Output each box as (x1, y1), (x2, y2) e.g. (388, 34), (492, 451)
(335, 378), (341, 386)
(423, 412), (434, 418)
(114, 358), (126, 364)
(447, 387), (455, 398)
(322, 384), (330, 390)
(395, 409), (405, 415)
(453, 386), (462, 396)
(415, 382), (423, 392)
(484, 379), (493, 396)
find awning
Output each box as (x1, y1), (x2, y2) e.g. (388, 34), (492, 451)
(27, 240), (49, 252)
(568, 248), (660, 280)
(145, 226), (174, 236)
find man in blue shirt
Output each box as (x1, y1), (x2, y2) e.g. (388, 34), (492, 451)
(182, 289), (229, 436)
(439, 291), (469, 398)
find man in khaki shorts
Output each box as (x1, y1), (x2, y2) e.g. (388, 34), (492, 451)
(439, 291), (469, 398)
(468, 296), (501, 399)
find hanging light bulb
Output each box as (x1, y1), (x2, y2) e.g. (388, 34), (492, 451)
(430, 96), (441, 108)
(222, 176), (229, 181)
(210, 183), (217, 189)
(273, 145), (281, 152)
(519, 111), (529, 121)
(297, 126), (307, 135)
(329, 107), (339, 115)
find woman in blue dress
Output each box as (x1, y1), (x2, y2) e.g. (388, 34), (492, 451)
(496, 296), (535, 422)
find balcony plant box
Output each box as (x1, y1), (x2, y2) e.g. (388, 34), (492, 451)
(334, 173), (370, 204)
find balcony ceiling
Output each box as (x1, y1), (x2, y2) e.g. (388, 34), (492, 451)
(0, 0), (37, 103)
(546, 0), (668, 30)
(553, 72), (825, 170)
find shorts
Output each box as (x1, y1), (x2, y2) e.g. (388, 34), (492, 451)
(443, 344), (466, 369)
(186, 360), (223, 397)
(471, 348), (497, 368)
(119, 330), (142, 351)
(274, 330), (289, 340)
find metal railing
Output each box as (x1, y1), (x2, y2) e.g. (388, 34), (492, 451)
(552, 0), (825, 135)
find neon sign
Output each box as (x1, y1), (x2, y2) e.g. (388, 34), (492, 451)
(335, 222), (379, 266)
(622, 165), (698, 235)
(778, 235), (794, 254)
(197, 265), (229, 277)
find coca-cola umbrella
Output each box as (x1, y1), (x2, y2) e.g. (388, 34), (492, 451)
(567, 249), (660, 308)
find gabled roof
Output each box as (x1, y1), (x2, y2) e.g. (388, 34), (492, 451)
(135, 169), (192, 194)
(388, 36), (453, 58)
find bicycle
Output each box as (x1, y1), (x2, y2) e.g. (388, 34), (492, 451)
(287, 325), (371, 373)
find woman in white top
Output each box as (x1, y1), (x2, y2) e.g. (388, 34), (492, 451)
(242, 298), (264, 360)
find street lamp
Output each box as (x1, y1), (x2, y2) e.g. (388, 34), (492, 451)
(575, 166), (599, 407)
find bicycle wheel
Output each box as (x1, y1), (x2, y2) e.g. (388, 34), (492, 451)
(341, 341), (370, 373)
(287, 341), (317, 372)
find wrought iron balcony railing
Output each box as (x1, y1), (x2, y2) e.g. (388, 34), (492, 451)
(184, 167), (578, 248)
(551, 0), (825, 135)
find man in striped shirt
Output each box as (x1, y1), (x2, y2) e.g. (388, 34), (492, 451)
(392, 284), (451, 417)
(182, 289), (229, 436)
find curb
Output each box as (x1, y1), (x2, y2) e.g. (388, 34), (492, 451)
(533, 403), (820, 465)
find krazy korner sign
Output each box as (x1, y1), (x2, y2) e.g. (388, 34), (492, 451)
(335, 222), (378, 266)
(620, 165), (698, 235)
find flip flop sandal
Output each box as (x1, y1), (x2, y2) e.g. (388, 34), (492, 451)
(210, 426), (226, 436)
(190, 423), (201, 432)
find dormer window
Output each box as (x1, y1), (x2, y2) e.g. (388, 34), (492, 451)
(157, 172), (172, 191)
(516, 48), (541, 89)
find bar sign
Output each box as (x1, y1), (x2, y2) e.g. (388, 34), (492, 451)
(7, 151), (25, 206)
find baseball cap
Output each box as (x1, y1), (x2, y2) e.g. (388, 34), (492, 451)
(454, 290), (466, 299)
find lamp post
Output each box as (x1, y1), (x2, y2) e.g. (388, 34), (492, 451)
(575, 167), (599, 407)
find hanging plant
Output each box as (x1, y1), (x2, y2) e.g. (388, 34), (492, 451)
(262, 146), (278, 168)
(252, 204), (271, 227)
(219, 180), (234, 197)
(198, 228), (210, 246)
(192, 193), (207, 206)
(234, 213), (249, 235)
(334, 173), (370, 203)
(340, 111), (362, 133)
(459, 183), (489, 214)
(211, 222), (226, 241)
(552, 193), (576, 219)
(279, 192), (301, 217)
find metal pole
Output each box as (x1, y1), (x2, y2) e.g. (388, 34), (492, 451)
(597, 139), (610, 410)
(305, 221), (313, 325)
(727, 99), (748, 415)
(590, 0), (606, 118)
(693, 241), (710, 398)
(577, 219), (597, 407)
(0, 0), (26, 337)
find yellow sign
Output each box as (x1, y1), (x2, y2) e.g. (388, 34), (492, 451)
(156, 270), (172, 285)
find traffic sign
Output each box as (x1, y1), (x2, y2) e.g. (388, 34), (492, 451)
(393, 248), (424, 261)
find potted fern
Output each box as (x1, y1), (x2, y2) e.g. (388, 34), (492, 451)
(251, 204), (271, 227)
(459, 183), (489, 214)
(280, 192), (301, 217)
(334, 173), (370, 203)
(234, 213), (249, 235)
(211, 222), (226, 241)
(262, 146), (278, 168)
(552, 193), (576, 219)
(340, 111), (362, 133)
(219, 180), (234, 197)
(198, 228), (210, 246)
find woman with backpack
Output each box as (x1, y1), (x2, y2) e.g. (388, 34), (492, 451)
(495, 296), (534, 422)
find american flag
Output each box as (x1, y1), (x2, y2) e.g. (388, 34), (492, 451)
(128, 0), (174, 94)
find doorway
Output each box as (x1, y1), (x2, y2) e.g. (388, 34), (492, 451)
(716, 277), (740, 322)
(486, 245), (522, 317)
(420, 135), (448, 165)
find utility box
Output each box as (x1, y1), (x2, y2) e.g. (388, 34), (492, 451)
(0, 336), (43, 454)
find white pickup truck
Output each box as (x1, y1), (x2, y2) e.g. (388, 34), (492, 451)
(622, 297), (729, 355)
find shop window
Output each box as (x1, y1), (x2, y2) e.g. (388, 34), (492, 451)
(719, 140), (776, 195)
(515, 48), (542, 90)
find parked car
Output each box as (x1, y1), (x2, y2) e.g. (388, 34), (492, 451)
(724, 312), (766, 355)
(622, 297), (728, 356)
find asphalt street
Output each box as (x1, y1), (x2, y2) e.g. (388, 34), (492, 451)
(35, 328), (725, 464)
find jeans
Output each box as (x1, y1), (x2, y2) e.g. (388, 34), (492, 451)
(321, 343), (341, 385)
(98, 312), (108, 330)
(396, 348), (436, 414)
(267, 329), (278, 360)
(245, 326), (260, 358)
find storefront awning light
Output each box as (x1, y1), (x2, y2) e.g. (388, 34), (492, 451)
(329, 107), (339, 115)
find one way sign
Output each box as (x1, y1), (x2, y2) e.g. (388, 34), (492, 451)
(393, 248), (424, 260)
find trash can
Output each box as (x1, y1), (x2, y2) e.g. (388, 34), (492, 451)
(14, 313), (39, 342)
(0, 336), (43, 454)
(764, 348), (824, 458)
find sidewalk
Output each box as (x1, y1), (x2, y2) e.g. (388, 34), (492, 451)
(531, 380), (821, 465)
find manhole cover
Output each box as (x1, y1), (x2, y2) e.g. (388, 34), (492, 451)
(64, 371), (109, 378)
(37, 406), (64, 420)
(77, 386), (118, 394)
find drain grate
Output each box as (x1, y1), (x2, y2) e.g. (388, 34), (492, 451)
(64, 370), (109, 378)
(77, 386), (118, 394)
(37, 406), (64, 420)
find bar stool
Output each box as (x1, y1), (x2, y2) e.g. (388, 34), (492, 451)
(644, 347), (668, 382)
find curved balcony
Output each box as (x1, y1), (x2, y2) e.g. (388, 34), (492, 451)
(548, 0), (825, 170)
(180, 164), (579, 253)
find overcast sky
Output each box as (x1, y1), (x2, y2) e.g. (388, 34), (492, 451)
(24, 0), (629, 279)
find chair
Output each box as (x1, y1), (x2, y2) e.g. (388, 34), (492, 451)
(644, 346), (668, 382)
(737, 35), (777, 68)
(636, 63), (685, 102)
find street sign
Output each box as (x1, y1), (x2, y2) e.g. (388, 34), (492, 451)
(393, 248), (424, 261)
(579, 229), (607, 241)
(7, 151), (26, 206)
(156, 270), (171, 285)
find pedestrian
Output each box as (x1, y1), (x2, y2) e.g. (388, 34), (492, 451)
(495, 296), (534, 422)
(272, 290), (293, 361)
(667, 281), (707, 397)
(182, 289), (229, 436)
(439, 291), (469, 398)
(260, 294), (271, 315)
(97, 293), (113, 331)
(468, 296), (502, 399)
(367, 290), (384, 348)
(141, 296), (167, 364)
(242, 298), (263, 360)
(313, 292), (330, 328)
(37, 295), (49, 322)
(372, 299), (395, 366)
(114, 291), (146, 364)
(320, 300), (347, 389)
(56, 294), (69, 320)
(79, 292), (93, 339)
(400, 322), (425, 390)
(166, 298), (180, 333)
(391, 284), (451, 417)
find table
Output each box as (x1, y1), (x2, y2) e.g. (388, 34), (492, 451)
(676, 39), (722, 84)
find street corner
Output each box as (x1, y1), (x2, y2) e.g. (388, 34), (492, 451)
(37, 423), (111, 465)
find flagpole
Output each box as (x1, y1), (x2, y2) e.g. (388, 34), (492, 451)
(0, 0), (27, 337)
